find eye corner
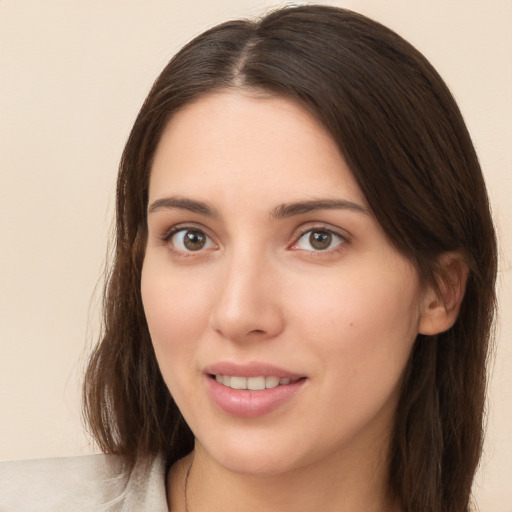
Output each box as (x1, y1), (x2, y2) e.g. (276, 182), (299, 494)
(290, 225), (349, 255)
(160, 225), (218, 255)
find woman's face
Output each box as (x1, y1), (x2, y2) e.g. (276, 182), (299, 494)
(142, 91), (428, 476)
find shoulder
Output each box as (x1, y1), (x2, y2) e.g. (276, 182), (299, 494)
(0, 453), (168, 512)
(0, 454), (125, 512)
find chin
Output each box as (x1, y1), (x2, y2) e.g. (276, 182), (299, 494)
(195, 433), (306, 477)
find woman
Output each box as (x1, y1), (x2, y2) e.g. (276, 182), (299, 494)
(0, 5), (497, 512)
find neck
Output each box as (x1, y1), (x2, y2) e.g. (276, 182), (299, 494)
(168, 440), (399, 512)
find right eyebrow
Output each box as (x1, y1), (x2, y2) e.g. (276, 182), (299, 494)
(270, 199), (369, 219)
(147, 196), (218, 217)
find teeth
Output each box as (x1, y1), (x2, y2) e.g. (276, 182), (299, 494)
(230, 376), (247, 389)
(248, 376), (266, 390)
(214, 374), (296, 390)
(265, 376), (280, 389)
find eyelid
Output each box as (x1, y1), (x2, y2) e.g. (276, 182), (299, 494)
(160, 223), (218, 253)
(289, 223), (350, 252)
(160, 221), (210, 240)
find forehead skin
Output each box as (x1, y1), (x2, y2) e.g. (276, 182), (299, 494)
(148, 90), (370, 217)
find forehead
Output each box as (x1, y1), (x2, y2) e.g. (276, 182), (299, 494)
(149, 90), (367, 209)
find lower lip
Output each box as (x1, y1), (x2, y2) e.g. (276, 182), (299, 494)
(205, 376), (306, 418)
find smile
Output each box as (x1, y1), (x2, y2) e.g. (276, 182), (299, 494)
(206, 373), (306, 417)
(213, 375), (296, 390)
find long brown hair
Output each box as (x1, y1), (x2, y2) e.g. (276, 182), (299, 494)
(83, 6), (497, 511)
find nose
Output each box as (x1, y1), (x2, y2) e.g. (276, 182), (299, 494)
(209, 250), (285, 343)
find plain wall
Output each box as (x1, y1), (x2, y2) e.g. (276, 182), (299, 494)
(1, 1), (511, 510)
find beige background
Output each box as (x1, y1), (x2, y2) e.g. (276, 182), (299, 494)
(1, 0), (511, 510)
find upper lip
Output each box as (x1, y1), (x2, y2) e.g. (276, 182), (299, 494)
(204, 361), (305, 379)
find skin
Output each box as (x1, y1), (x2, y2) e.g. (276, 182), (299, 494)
(141, 91), (446, 512)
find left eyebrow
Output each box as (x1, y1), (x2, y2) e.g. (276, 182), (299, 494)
(270, 199), (370, 219)
(147, 196), (218, 217)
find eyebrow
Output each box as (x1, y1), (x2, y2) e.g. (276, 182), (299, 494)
(147, 196), (369, 218)
(270, 199), (369, 219)
(148, 196), (218, 217)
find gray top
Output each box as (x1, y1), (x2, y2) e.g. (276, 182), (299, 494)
(0, 453), (168, 511)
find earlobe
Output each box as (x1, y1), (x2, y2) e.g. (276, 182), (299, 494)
(418, 252), (469, 336)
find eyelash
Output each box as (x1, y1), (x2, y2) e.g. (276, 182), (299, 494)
(290, 226), (348, 255)
(161, 224), (216, 254)
(160, 224), (349, 255)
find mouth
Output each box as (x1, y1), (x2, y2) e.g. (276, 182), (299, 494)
(209, 374), (302, 391)
(205, 371), (307, 417)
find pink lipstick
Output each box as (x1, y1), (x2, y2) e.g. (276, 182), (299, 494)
(204, 362), (306, 418)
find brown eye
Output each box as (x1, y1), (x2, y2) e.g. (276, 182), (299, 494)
(183, 230), (206, 250)
(170, 228), (213, 252)
(296, 229), (344, 251)
(309, 231), (332, 250)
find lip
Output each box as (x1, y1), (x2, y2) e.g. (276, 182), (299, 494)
(204, 362), (307, 418)
(204, 361), (304, 379)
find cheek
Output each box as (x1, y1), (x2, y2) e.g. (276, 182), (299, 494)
(289, 265), (422, 382)
(141, 262), (212, 367)
(292, 265), (420, 332)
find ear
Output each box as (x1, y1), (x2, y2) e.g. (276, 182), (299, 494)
(418, 252), (469, 336)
